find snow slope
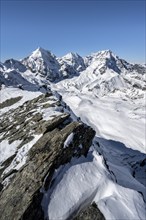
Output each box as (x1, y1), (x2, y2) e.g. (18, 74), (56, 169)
(46, 84), (146, 220)
(0, 86), (42, 115)
(42, 150), (145, 220)
(52, 90), (145, 153)
(50, 50), (146, 219)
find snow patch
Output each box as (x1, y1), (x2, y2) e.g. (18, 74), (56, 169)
(0, 139), (22, 166)
(64, 133), (74, 148)
(2, 134), (41, 174)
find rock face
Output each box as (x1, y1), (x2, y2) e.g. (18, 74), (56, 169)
(74, 202), (105, 220)
(0, 93), (95, 220)
(0, 96), (22, 109)
(3, 59), (27, 73)
(0, 69), (37, 89)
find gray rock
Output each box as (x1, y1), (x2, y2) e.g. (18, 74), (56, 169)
(74, 202), (105, 220)
(0, 93), (95, 220)
(0, 96), (22, 109)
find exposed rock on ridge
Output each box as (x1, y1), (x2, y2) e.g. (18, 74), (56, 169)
(0, 93), (95, 220)
(74, 202), (105, 220)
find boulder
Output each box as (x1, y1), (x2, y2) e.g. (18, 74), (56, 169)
(74, 202), (105, 220)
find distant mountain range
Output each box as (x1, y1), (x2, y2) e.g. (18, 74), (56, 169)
(0, 47), (145, 96)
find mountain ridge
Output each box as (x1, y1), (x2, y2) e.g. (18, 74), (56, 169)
(0, 47), (146, 96)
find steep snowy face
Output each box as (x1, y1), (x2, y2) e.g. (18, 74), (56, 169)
(84, 50), (131, 74)
(0, 62), (5, 72)
(56, 50), (146, 96)
(22, 47), (61, 82)
(0, 59), (40, 91)
(58, 52), (86, 78)
(1, 48), (145, 95)
(3, 59), (27, 73)
(60, 52), (86, 71)
(0, 69), (40, 91)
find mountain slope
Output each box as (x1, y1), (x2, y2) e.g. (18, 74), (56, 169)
(58, 52), (86, 78)
(51, 50), (146, 220)
(55, 50), (146, 97)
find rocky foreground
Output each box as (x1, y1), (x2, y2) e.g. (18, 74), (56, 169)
(0, 91), (106, 220)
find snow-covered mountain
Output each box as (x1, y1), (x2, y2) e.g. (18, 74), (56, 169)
(0, 48), (146, 220)
(2, 59), (27, 73)
(58, 52), (86, 77)
(1, 47), (145, 95)
(84, 50), (132, 72)
(22, 47), (61, 82)
(56, 50), (146, 97)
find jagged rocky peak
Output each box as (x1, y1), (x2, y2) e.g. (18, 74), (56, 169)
(62, 52), (83, 61)
(30, 47), (55, 60)
(1, 59), (27, 73)
(59, 52), (86, 72)
(93, 49), (116, 59)
(84, 49), (131, 74)
(84, 49), (114, 65)
(22, 47), (61, 81)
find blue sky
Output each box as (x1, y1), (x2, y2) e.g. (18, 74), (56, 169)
(1, 0), (145, 63)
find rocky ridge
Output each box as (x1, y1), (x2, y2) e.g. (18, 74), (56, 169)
(0, 91), (98, 220)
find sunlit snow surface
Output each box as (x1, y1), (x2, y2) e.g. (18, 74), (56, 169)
(0, 86), (42, 115)
(47, 80), (146, 220)
(43, 150), (145, 220)
(53, 82), (145, 153)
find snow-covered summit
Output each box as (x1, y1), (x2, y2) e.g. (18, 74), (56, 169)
(61, 52), (83, 63)
(58, 52), (86, 77)
(91, 49), (116, 59)
(54, 49), (146, 96)
(84, 49), (115, 63)
(30, 47), (55, 61)
(84, 49), (130, 74)
(22, 47), (61, 82)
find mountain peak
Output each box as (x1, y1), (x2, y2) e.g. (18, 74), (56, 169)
(36, 47), (50, 54)
(31, 47), (53, 59)
(63, 52), (81, 60)
(60, 52), (86, 72)
(92, 49), (117, 60)
(22, 47), (60, 81)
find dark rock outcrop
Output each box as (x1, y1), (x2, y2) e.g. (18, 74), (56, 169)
(0, 96), (22, 109)
(74, 202), (105, 220)
(0, 93), (95, 220)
